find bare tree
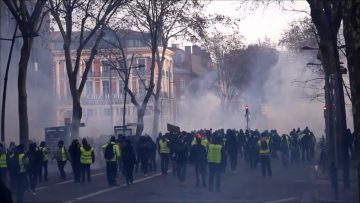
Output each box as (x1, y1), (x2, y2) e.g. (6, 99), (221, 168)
(342, 1), (360, 197)
(49, 0), (127, 138)
(3, 0), (48, 145)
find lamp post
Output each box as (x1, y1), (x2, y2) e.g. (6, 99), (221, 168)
(245, 104), (250, 130)
(111, 64), (145, 136)
(1, 25), (38, 143)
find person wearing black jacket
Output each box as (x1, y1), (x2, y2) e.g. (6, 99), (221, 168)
(190, 137), (207, 187)
(122, 139), (136, 185)
(136, 136), (150, 176)
(225, 130), (238, 172)
(175, 136), (188, 183)
(68, 139), (81, 183)
(26, 142), (42, 195)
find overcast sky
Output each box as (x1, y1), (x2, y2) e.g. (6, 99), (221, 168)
(204, 0), (310, 44)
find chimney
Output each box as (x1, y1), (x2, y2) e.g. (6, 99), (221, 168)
(184, 46), (192, 70)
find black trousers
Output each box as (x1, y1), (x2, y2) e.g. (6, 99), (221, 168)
(71, 162), (81, 183)
(176, 162), (186, 182)
(123, 164), (134, 185)
(80, 164), (91, 183)
(208, 163), (221, 192)
(57, 160), (67, 180)
(28, 169), (38, 192)
(160, 153), (169, 174)
(140, 158), (149, 175)
(16, 173), (27, 203)
(194, 162), (206, 187)
(149, 155), (157, 172)
(229, 153), (237, 171)
(260, 155), (272, 177)
(39, 161), (48, 182)
(302, 146), (310, 161)
(0, 168), (7, 184)
(106, 161), (118, 186)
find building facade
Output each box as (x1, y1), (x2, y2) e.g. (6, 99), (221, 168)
(50, 31), (174, 135)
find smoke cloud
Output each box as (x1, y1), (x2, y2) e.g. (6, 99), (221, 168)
(175, 51), (350, 137)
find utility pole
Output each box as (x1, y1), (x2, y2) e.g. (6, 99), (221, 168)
(1, 24), (18, 143)
(245, 104), (250, 130)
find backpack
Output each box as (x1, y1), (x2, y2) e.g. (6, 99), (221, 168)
(104, 143), (114, 160)
(260, 140), (268, 150)
(8, 153), (19, 173)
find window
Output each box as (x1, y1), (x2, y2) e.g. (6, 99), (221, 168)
(86, 81), (93, 95)
(119, 80), (124, 95)
(87, 109), (95, 117)
(180, 79), (185, 90)
(101, 61), (110, 73)
(104, 108), (111, 117)
(102, 80), (110, 97)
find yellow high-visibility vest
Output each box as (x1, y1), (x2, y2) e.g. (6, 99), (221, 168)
(191, 138), (209, 149)
(59, 147), (67, 161)
(159, 140), (170, 154)
(258, 139), (270, 155)
(19, 153), (26, 173)
(101, 142), (120, 162)
(80, 146), (93, 164)
(0, 153), (7, 168)
(207, 144), (222, 164)
(39, 147), (50, 161)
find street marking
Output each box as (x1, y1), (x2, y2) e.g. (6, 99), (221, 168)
(65, 172), (165, 203)
(267, 197), (299, 203)
(56, 172), (105, 185)
(35, 186), (48, 191)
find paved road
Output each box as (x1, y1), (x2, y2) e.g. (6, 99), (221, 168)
(20, 157), (320, 203)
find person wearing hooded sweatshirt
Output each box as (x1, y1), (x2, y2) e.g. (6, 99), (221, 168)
(80, 138), (95, 183)
(15, 144), (28, 203)
(38, 141), (50, 182)
(0, 143), (7, 184)
(122, 139), (136, 185)
(68, 139), (81, 183)
(53, 140), (69, 181)
(26, 143), (42, 195)
(174, 135), (188, 183)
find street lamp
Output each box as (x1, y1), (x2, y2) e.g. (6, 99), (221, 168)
(1, 24), (38, 143)
(245, 104), (250, 130)
(111, 64), (145, 136)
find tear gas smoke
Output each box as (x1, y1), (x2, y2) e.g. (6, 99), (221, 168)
(176, 51), (353, 137)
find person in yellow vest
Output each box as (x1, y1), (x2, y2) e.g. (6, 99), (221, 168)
(102, 136), (121, 186)
(258, 133), (272, 177)
(15, 144), (28, 203)
(191, 133), (209, 150)
(53, 140), (69, 181)
(38, 141), (50, 182)
(80, 138), (95, 183)
(158, 135), (170, 175)
(207, 136), (224, 192)
(0, 143), (7, 184)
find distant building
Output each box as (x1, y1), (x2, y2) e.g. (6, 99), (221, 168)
(50, 30), (175, 135)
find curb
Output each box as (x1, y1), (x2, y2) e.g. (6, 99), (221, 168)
(312, 191), (354, 203)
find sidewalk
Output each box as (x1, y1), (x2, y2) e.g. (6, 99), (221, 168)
(312, 166), (358, 203)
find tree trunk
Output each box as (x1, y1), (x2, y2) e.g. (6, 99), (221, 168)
(18, 37), (33, 145)
(152, 96), (160, 136)
(342, 0), (360, 197)
(135, 106), (145, 138)
(71, 95), (82, 139)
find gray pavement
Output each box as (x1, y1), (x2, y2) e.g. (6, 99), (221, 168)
(14, 157), (358, 203)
